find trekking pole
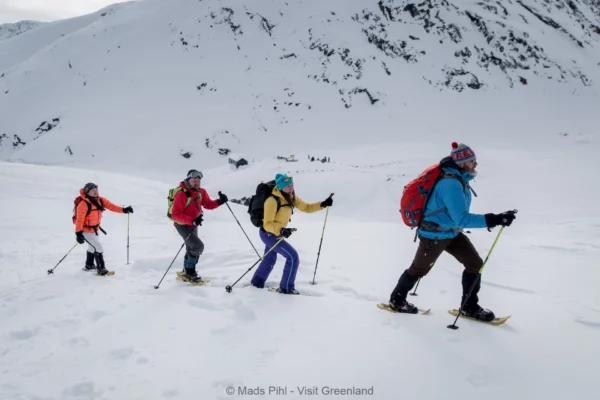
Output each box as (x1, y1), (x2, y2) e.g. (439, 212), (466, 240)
(47, 243), (78, 275)
(126, 213), (130, 265)
(154, 232), (193, 289)
(225, 232), (294, 293)
(223, 198), (261, 258)
(447, 211), (517, 330)
(410, 278), (421, 296)
(311, 194), (333, 285)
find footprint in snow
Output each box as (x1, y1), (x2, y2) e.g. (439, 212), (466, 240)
(233, 300), (257, 322)
(66, 337), (90, 349)
(188, 298), (223, 311)
(62, 381), (96, 398)
(163, 389), (180, 398)
(330, 285), (378, 301)
(137, 356), (150, 364)
(110, 347), (134, 360)
(574, 318), (600, 328)
(445, 335), (461, 344)
(88, 310), (108, 322)
(8, 327), (41, 341)
(465, 371), (489, 387)
(483, 281), (537, 294)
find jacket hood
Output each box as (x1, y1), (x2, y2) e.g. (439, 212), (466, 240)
(79, 189), (95, 201)
(440, 156), (475, 183)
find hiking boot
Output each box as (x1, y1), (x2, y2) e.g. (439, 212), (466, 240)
(183, 267), (202, 283)
(95, 253), (109, 276)
(390, 270), (418, 302)
(389, 298), (419, 314)
(83, 251), (96, 271)
(276, 288), (300, 295)
(461, 305), (495, 322)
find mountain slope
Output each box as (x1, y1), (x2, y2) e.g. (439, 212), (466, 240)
(0, 20), (44, 41)
(0, 0), (599, 177)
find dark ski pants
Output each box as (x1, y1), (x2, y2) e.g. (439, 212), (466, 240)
(251, 228), (299, 290)
(390, 233), (484, 307)
(175, 224), (204, 268)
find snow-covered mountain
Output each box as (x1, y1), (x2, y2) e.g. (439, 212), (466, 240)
(1, 1), (599, 399)
(0, 20), (44, 41)
(0, 0), (599, 178)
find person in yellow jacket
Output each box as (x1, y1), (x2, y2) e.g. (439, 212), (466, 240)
(250, 173), (333, 294)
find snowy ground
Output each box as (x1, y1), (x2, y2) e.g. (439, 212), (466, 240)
(1, 138), (599, 399)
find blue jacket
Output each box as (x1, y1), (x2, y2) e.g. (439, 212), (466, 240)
(417, 160), (487, 240)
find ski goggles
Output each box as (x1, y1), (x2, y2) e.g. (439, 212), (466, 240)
(187, 170), (203, 179)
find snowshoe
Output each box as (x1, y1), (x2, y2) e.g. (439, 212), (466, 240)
(273, 287), (300, 295)
(460, 305), (495, 322)
(176, 269), (209, 286)
(388, 298), (419, 314)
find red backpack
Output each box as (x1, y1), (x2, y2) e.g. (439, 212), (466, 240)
(400, 163), (444, 228)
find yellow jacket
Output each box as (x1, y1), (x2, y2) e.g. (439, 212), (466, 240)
(263, 188), (323, 235)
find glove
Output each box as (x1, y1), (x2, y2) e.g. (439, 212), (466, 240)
(193, 215), (203, 226)
(217, 191), (228, 205)
(320, 196), (333, 208)
(76, 231), (85, 244)
(123, 206), (134, 214)
(485, 211), (517, 228)
(281, 228), (294, 238)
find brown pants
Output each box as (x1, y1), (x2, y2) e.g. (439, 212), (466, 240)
(408, 233), (483, 278)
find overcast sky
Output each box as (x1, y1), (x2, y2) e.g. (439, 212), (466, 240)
(0, 0), (124, 23)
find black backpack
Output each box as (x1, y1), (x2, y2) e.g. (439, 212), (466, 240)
(248, 180), (290, 227)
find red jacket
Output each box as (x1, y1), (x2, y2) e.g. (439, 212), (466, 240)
(171, 181), (220, 226)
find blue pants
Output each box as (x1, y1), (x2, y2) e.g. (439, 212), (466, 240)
(251, 228), (300, 290)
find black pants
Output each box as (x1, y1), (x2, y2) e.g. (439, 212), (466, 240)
(175, 225), (204, 258)
(407, 233), (483, 278)
(390, 233), (483, 309)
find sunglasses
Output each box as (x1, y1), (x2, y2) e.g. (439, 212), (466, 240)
(282, 177), (293, 183)
(187, 170), (203, 179)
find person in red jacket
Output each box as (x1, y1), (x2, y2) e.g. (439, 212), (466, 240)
(170, 169), (228, 282)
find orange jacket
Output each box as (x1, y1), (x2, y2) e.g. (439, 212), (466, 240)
(75, 189), (124, 232)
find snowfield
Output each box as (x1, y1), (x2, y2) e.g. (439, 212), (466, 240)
(1, 136), (599, 399)
(1, 0), (600, 398)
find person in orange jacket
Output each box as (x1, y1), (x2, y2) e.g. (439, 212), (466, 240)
(74, 182), (133, 275)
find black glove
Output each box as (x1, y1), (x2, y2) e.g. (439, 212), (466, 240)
(485, 211), (517, 228)
(193, 215), (203, 226)
(320, 196), (333, 208)
(123, 206), (134, 214)
(217, 191), (228, 205)
(76, 231), (85, 244)
(281, 228), (294, 238)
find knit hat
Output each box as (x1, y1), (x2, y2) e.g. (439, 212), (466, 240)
(83, 182), (97, 194)
(186, 169), (203, 180)
(450, 142), (476, 165)
(275, 173), (293, 190)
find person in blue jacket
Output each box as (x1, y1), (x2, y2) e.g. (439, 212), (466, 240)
(389, 143), (517, 320)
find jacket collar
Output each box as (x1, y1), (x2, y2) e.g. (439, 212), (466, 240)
(272, 187), (293, 205)
(180, 180), (200, 192)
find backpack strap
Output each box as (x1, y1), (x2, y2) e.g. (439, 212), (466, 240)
(270, 195), (292, 212)
(183, 188), (193, 208)
(418, 172), (474, 234)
